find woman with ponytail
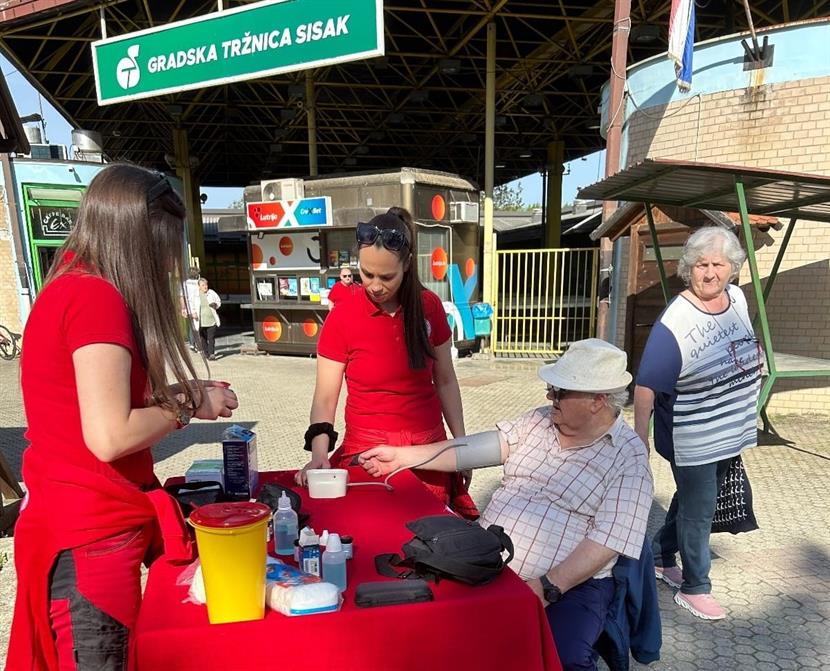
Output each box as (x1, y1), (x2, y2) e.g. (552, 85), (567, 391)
(296, 207), (477, 518)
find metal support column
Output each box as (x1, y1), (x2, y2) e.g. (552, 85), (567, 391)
(544, 141), (564, 249)
(735, 179), (776, 410)
(597, 0), (631, 340)
(644, 203), (669, 304)
(172, 127), (205, 266)
(482, 21), (496, 309)
(306, 72), (318, 177)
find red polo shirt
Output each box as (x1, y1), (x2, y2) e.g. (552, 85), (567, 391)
(318, 288), (452, 433)
(327, 280), (361, 305)
(21, 269), (154, 487)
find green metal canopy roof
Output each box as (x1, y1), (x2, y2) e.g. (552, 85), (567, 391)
(579, 159), (830, 231)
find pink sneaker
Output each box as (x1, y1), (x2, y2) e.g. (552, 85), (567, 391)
(655, 565), (683, 589)
(674, 592), (726, 620)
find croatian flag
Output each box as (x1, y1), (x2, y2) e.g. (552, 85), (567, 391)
(668, 0), (695, 91)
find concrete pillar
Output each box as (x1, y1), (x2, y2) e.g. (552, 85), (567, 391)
(172, 127), (205, 266)
(544, 140), (564, 248)
(482, 21), (496, 308)
(306, 72), (318, 176)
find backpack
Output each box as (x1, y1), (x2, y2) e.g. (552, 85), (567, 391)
(375, 515), (514, 586)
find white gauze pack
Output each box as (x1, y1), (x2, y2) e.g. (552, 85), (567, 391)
(266, 581), (341, 616)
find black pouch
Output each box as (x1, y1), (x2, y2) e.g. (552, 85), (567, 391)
(164, 481), (225, 518)
(354, 580), (434, 608)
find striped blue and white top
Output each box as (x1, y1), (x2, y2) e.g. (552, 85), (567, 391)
(637, 286), (762, 467)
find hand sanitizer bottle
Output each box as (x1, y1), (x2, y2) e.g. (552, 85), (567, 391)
(322, 533), (347, 592)
(272, 492), (298, 556)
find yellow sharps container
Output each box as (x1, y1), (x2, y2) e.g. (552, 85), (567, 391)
(189, 501), (271, 624)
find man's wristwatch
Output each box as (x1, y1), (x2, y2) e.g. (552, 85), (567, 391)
(539, 575), (562, 604)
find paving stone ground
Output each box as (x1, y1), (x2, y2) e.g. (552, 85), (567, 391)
(1, 330), (829, 669)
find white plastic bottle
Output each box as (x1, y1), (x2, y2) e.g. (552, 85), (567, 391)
(322, 533), (347, 592)
(272, 492), (298, 556)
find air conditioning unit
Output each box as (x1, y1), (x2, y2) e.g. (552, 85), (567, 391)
(243, 183), (263, 205)
(449, 201), (480, 223)
(29, 143), (67, 160)
(261, 178), (304, 202)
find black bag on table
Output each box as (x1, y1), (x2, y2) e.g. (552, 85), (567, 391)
(375, 515), (514, 586)
(711, 454), (759, 535)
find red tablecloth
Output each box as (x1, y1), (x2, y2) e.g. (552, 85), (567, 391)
(135, 469), (560, 671)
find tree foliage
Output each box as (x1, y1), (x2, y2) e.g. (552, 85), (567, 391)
(493, 183), (531, 211)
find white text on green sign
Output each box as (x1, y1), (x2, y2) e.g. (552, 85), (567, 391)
(92, 0), (383, 105)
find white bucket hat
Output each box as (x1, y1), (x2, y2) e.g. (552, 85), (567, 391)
(538, 338), (632, 394)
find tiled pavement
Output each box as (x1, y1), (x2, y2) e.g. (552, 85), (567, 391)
(1, 331), (829, 669)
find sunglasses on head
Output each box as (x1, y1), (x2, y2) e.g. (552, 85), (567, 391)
(147, 172), (180, 206)
(356, 222), (409, 252)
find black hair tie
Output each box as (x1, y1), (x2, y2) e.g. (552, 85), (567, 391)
(303, 422), (339, 452)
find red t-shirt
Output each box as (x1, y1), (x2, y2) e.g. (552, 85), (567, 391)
(20, 270), (154, 488)
(327, 280), (361, 305)
(318, 289), (452, 433)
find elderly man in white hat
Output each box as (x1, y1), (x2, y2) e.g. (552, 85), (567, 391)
(359, 339), (654, 671)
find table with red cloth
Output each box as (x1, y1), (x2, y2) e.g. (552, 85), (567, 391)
(135, 468), (561, 671)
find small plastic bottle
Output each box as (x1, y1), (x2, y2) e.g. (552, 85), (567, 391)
(340, 535), (353, 560)
(272, 492), (298, 556)
(322, 533), (348, 592)
(299, 527), (321, 577)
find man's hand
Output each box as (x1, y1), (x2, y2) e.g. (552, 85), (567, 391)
(526, 577), (546, 604)
(462, 469), (473, 489)
(359, 446), (406, 477)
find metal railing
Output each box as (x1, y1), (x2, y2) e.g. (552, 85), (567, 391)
(492, 248), (598, 356)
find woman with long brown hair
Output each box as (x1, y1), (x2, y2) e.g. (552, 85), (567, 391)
(6, 164), (239, 670)
(296, 207), (477, 518)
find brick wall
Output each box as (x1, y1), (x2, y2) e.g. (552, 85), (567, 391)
(0, 188), (22, 335)
(625, 76), (830, 413)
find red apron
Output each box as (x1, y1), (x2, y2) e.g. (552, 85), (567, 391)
(5, 449), (192, 671)
(332, 425), (479, 520)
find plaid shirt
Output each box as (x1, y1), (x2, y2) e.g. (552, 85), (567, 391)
(480, 407), (653, 581)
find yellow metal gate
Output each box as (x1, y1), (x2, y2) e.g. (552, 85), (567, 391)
(492, 248), (599, 356)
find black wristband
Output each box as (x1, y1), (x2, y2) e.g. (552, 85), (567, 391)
(304, 422), (339, 452)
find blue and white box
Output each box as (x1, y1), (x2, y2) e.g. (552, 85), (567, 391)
(222, 425), (258, 499)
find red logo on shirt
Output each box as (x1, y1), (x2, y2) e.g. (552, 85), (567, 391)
(262, 316), (282, 341)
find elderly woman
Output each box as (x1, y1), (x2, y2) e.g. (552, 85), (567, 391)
(634, 226), (761, 621)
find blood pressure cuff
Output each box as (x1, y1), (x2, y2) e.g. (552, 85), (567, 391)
(454, 431), (502, 471)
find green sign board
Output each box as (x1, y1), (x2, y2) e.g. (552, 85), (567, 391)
(92, 0), (384, 105)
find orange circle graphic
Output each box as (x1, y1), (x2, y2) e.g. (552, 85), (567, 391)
(262, 316), (282, 342)
(431, 194), (446, 221)
(431, 247), (448, 281)
(269, 256), (277, 266)
(302, 319), (319, 338)
(279, 236), (294, 256)
(251, 243), (264, 270)
(465, 257), (475, 279)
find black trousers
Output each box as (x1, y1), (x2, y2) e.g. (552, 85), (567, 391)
(199, 325), (216, 357)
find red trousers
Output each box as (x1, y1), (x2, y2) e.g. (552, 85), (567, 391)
(48, 524), (153, 670)
(332, 424), (479, 520)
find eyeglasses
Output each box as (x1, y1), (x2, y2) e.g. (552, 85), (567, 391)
(545, 385), (573, 402)
(729, 337), (762, 373)
(356, 222), (409, 252)
(340, 274), (352, 280)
